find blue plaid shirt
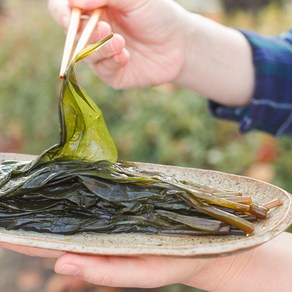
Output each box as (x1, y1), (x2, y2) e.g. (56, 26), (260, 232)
(209, 30), (292, 136)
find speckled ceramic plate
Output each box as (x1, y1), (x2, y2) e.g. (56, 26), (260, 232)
(0, 153), (291, 257)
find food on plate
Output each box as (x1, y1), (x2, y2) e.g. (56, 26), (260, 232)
(0, 36), (282, 236)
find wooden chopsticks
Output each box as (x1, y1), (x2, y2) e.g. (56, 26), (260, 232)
(59, 7), (103, 79)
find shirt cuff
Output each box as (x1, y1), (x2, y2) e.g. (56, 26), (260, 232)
(209, 29), (292, 136)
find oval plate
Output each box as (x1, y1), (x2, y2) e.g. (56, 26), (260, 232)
(0, 153), (291, 257)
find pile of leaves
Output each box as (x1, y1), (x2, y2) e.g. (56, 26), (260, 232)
(0, 36), (280, 236)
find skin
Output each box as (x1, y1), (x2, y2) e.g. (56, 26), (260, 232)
(48, 0), (255, 106)
(1, 232), (292, 291)
(1, 0), (291, 291)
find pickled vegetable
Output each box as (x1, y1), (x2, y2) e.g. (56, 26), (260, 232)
(0, 36), (281, 236)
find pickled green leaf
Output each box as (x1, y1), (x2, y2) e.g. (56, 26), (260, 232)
(38, 34), (117, 164)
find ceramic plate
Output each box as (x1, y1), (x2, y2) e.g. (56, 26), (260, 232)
(0, 153), (291, 257)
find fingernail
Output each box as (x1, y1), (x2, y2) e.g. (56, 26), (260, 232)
(57, 264), (80, 276)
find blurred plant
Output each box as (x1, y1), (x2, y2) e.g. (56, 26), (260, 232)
(0, 1), (290, 291)
(222, 0), (283, 14)
(0, 0), (62, 154)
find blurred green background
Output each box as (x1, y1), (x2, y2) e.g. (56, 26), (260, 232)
(0, 0), (291, 291)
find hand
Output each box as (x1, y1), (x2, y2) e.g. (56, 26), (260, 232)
(52, 232), (292, 291)
(54, 253), (217, 289)
(1, 233), (292, 290)
(0, 241), (219, 289)
(49, 0), (254, 106)
(48, 0), (190, 89)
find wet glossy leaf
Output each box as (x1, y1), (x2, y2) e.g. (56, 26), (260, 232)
(38, 34), (117, 164)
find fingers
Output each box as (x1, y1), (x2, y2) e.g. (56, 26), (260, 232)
(84, 24), (130, 77)
(48, 0), (70, 27)
(91, 49), (129, 89)
(55, 254), (177, 288)
(0, 242), (64, 258)
(69, 0), (107, 11)
(54, 253), (209, 288)
(49, 0), (130, 87)
(86, 32), (126, 63)
(111, 48), (130, 66)
(85, 30), (130, 87)
(87, 20), (111, 41)
(90, 47), (130, 88)
(68, 0), (148, 12)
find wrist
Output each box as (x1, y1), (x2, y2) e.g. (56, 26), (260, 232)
(182, 233), (292, 292)
(174, 13), (254, 107)
(180, 247), (258, 291)
(180, 254), (233, 291)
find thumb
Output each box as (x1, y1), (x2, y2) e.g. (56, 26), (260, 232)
(48, 0), (70, 27)
(68, 0), (149, 12)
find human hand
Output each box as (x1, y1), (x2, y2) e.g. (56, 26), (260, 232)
(0, 242), (220, 289)
(48, 0), (254, 106)
(0, 241), (219, 289)
(48, 0), (191, 89)
(54, 253), (217, 289)
(52, 232), (292, 291)
(1, 233), (292, 290)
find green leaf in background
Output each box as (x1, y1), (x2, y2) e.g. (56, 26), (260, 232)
(38, 34), (117, 164)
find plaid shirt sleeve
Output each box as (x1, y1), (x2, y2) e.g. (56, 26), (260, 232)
(209, 29), (292, 136)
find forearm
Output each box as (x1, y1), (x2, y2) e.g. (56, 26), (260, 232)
(184, 232), (292, 291)
(176, 13), (255, 107)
